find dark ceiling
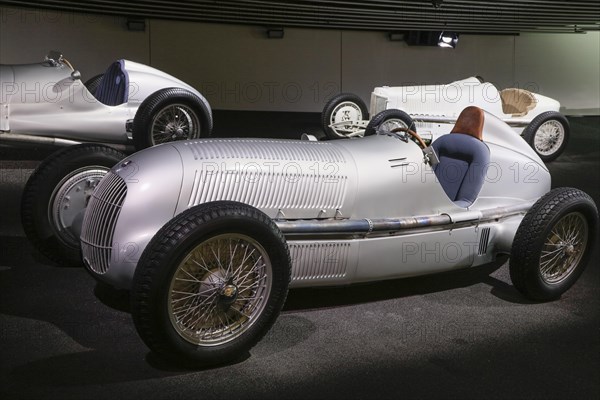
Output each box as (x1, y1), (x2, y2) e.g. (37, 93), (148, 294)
(1, 0), (599, 34)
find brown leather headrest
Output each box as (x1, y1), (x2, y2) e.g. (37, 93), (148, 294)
(450, 106), (484, 140)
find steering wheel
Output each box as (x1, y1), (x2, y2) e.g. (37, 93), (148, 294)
(390, 127), (427, 149)
(62, 58), (75, 71)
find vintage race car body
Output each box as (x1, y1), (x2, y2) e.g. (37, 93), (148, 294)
(370, 77), (560, 139)
(76, 107), (597, 367)
(325, 77), (569, 162)
(82, 111), (549, 289)
(0, 51), (212, 147)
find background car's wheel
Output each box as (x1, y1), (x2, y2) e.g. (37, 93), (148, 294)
(21, 144), (126, 266)
(132, 88), (213, 151)
(131, 201), (291, 367)
(522, 111), (570, 162)
(509, 187), (598, 301)
(321, 93), (369, 139)
(364, 109), (416, 137)
(84, 74), (104, 96)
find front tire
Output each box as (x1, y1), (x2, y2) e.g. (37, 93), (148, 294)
(21, 144), (126, 266)
(509, 188), (598, 301)
(364, 109), (416, 137)
(132, 88), (213, 151)
(131, 201), (291, 367)
(321, 93), (369, 139)
(522, 111), (569, 162)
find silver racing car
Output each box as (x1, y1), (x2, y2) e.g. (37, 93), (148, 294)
(23, 106), (598, 367)
(1, 50), (213, 150)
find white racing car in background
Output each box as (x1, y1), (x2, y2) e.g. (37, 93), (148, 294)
(0, 50), (213, 150)
(323, 77), (569, 162)
(21, 105), (598, 367)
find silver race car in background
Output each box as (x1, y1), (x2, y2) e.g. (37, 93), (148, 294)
(1, 50), (213, 150)
(22, 106), (593, 367)
(323, 77), (569, 162)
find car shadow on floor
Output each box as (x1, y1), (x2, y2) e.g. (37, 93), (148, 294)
(283, 255), (534, 312)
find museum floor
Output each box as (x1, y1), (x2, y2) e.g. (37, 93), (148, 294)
(1, 114), (599, 400)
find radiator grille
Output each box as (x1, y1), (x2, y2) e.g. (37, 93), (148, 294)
(289, 242), (350, 281)
(80, 172), (127, 274)
(187, 169), (347, 210)
(185, 139), (346, 163)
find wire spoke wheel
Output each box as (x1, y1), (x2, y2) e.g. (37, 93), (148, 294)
(539, 212), (588, 284)
(151, 103), (200, 145)
(168, 234), (272, 346)
(379, 118), (409, 132)
(364, 109), (415, 137)
(132, 202), (290, 366)
(523, 112), (569, 162)
(510, 187), (597, 301)
(534, 119), (565, 156)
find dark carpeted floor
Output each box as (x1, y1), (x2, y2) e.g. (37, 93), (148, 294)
(0, 113), (599, 399)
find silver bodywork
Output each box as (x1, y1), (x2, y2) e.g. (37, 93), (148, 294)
(0, 55), (210, 144)
(81, 112), (550, 290)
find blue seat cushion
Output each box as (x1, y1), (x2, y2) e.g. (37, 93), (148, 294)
(432, 133), (490, 208)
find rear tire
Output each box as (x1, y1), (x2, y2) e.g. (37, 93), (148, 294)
(132, 88), (213, 151)
(321, 93), (368, 139)
(21, 144), (126, 266)
(131, 201), (291, 367)
(522, 111), (569, 162)
(509, 188), (598, 301)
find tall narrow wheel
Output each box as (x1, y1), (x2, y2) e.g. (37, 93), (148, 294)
(131, 201), (291, 366)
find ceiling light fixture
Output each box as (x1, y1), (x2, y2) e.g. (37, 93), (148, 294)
(438, 31), (458, 48)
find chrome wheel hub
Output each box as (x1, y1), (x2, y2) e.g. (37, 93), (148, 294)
(50, 167), (109, 246)
(331, 101), (363, 135)
(219, 283), (239, 308)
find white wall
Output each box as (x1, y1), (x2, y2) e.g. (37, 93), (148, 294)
(1, 6), (598, 114)
(0, 7), (149, 77)
(514, 32), (600, 115)
(149, 20), (341, 112)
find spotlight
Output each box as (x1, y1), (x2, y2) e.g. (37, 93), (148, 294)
(438, 31), (458, 48)
(266, 27), (284, 39)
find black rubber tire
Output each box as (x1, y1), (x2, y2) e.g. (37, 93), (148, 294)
(321, 93), (369, 139)
(132, 88), (213, 151)
(21, 144), (127, 267)
(84, 74), (104, 96)
(509, 187), (598, 301)
(131, 201), (291, 367)
(522, 111), (570, 163)
(364, 109), (416, 137)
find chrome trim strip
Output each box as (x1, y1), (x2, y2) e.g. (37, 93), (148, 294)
(276, 201), (534, 237)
